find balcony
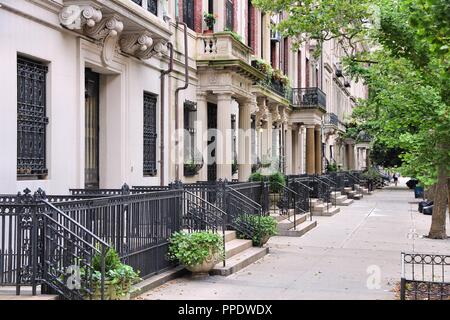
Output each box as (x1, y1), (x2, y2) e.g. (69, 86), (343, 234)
(197, 32), (265, 81)
(291, 87), (327, 112)
(324, 113), (339, 126)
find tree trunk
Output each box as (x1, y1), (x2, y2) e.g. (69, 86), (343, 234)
(427, 162), (448, 239)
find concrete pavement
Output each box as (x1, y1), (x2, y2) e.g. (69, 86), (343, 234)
(139, 179), (450, 300)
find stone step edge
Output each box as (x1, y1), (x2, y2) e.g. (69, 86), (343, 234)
(210, 247), (269, 277)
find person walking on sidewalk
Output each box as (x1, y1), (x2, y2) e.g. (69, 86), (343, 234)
(393, 172), (399, 186)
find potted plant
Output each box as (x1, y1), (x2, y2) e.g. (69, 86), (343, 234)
(236, 215), (277, 246)
(168, 231), (224, 275)
(184, 151), (204, 177)
(83, 247), (141, 300)
(203, 12), (217, 33)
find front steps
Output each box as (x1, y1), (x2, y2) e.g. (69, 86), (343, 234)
(310, 199), (340, 216)
(0, 286), (58, 300)
(343, 187), (363, 200)
(271, 211), (318, 237)
(210, 231), (268, 276)
(330, 191), (354, 206)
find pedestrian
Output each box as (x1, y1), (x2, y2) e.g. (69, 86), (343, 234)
(393, 172), (399, 186)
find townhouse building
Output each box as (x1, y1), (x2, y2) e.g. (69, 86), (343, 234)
(0, 0), (370, 194)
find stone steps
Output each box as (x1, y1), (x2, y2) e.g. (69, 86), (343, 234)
(336, 198), (354, 206)
(276, 214), (309, 231)
(277, 220), (317, 237)
(0, 286), (58, 300)
(312, 205), (340, 216)
(210, 231), (268, 276)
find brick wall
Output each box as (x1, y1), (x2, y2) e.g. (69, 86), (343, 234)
(194, 0), (202, 33)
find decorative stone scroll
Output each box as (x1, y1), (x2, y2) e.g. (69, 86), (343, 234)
(120, 32), (154, 59)
(59, 5), (102, 30)
(84, 15), (124, 66)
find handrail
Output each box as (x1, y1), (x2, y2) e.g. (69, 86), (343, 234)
(183, 191), (227, 267)
(319, 175), (337, 186)
(41, 200), (109, 248)
(226, 186), (262, 212)
(293, 179), (314, 191)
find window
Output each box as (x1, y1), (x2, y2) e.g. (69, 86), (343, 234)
(247, 0), (253, 48)
(17, 56), (49, 179)
(184, 100), (197, 161)
(297, 50), (302, 87)
(148, 0), (158, 15)
(305, 58), (310, 88)
(183, 0), (195, 30)
(143, 92), (157, 176)
(208, 0), (214, 14)
(226, 0), (234, 31)
(283, 38), (289, 76)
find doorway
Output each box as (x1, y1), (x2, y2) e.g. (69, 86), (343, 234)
(84, 69), (100, 189)
(207, 102), (217, 182)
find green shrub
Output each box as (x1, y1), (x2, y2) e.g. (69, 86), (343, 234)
(268, 172), (286, 193)
(86, 247), (141, 298)
(168, 231), (224, 267)
(326, 162), (338, 173)
(249, 172), (263, 182)
(236, 215), (278, 246)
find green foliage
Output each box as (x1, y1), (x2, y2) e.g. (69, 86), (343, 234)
(370, 141), (404, 168)
(87, 247), (141, 298)
(361, 167), (382, 181)
(249, 172), (263, 182)
(249, 171), (286, 193)
(223, 29), (244, 43)
(268, 172), (286, 193)
(168, 231), (224, 267)
(326, 162), (338, 173)
(236, 215), (278, 246)
(203, 12), (217, 29)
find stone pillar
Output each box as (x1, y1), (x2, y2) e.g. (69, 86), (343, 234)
(314, 127), (322, 174)
(299, 126), (306, 174)
(348, 143), (355, 170)
(216, 92), (233, 180)
(306, 126), (315, 174)
(196, 92), (208, 181)
(285, 124), (293, 175)
(238, 100), (252, 182)
(262, 113), (272, 163)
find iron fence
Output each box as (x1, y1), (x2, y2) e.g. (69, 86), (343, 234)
(401, 252), (450, 300)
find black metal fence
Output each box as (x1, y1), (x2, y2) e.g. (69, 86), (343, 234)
(401, 252), (450, 300)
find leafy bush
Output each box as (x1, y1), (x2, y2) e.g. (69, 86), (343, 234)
(87, 247), (141, 298)
(168, 231), (224, 267)
(326, 162), (338, 173)
(249, 172), (263, 182)
(236, 215), (278, 246)
(268, 172), (286, 193)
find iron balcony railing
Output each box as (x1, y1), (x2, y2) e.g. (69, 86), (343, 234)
(324, 112), (339, 126)
(291, 87), (327, 112)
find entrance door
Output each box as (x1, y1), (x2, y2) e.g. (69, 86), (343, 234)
(207, 103), (217, 182)
(84, 69), (100, 189)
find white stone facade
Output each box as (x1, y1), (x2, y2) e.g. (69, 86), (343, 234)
(0, 0), (370, 194)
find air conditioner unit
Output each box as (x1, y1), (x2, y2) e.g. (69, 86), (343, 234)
(344, 78), (351, 87)
(271, 30), (281, 42)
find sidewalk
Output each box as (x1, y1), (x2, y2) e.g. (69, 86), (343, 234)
(138, 182), (450, 300)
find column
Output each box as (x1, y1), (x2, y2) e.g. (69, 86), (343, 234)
(348, 143), (355, 170)
(314, 127), (322, 174)
(306, 126), (315, 174)
(299, 126), (306, 174)
(262, 113), (272, 162)
(285, 124), (293, 175)
(238, 100), (252, 181)
(196, 92), (208, 181)
(216, 92), (233, 180)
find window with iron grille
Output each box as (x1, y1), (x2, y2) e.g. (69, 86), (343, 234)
(226, 0), (234, 31)
(184, 100), (197, 162)
(183, 0), (195, 30)
(143, 92), (158, 176)
(131, 0), (142, 6)
(17, 56), (49, 178)
(147, 0), (158, 15)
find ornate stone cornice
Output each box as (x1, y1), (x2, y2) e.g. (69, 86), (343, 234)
(59, 5), (102, 30)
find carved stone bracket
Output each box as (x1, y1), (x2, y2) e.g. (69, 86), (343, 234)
(120, 32), (154, 59)
(84, 15), (124, 66)
(269, 103), (281, 125)
(59, 5), (102, 30)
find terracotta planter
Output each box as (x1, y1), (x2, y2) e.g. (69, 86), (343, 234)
(88, 281), (132, 300)
(269, 193), (280, 207)
(203, 29), (214, 34)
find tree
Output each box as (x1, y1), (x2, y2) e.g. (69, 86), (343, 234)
(252, 0), (449, 238)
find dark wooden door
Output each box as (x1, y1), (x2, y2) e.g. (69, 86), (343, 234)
(207, 103), (217, 182)
(84, 69), (100, 189)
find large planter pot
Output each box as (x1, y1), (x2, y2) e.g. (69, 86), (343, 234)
(88, 281), (115, 300)
(259, 235), (271, 246)
(203, 29), (214, 34)
(185, 253), (218, 275)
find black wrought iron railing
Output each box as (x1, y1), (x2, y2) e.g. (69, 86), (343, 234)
(40, 201), (109, 300)
(401, 252), (450, 300)
(291, 87), (326, 111)
(324, 112), (339, 126)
